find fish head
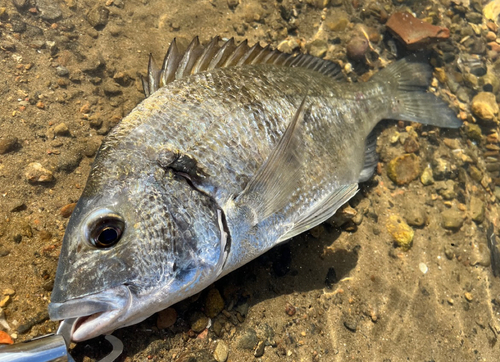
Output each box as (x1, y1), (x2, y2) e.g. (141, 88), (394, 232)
(49, 161), (225, 341)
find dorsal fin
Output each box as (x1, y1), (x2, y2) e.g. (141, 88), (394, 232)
(142, 37), (343, 98)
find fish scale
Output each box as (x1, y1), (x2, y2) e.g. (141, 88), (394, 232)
(48, 38), (461, 342)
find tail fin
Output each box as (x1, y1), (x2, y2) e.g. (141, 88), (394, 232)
(371, 56), (462, 129)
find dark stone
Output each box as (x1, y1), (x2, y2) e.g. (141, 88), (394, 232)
(35, 0), (63, 21)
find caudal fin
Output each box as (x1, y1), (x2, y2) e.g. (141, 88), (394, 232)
(371, 56), (462, 129)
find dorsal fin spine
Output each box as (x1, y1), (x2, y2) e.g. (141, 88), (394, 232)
(142, 36), (343, 98)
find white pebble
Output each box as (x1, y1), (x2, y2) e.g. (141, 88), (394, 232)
(419, 262), (428, 274)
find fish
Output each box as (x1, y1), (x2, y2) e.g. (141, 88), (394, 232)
(48, 36), (461, 341)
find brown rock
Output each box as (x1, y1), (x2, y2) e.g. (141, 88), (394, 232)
(157, 307), (177, 329)
(387, 154), (421, 185)
(60, 203), (77, 218)
(386, 12), (450, 50)
(471, 92), (498, 122)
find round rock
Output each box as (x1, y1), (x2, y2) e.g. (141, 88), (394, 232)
(387, 154), (421, 185)
(471, 92), (498, 122)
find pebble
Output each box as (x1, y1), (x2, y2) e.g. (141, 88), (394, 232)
(3, 288), (15, 296)
(405, 207), (426, 227)
(285, 302), (296, 316)
(464, 292), (473, 302)
(237, 328), (258, 350)
(387, 154), (421, 185)
(103, 81), (122, 96)
(386, 214), (414, 251)
(307, 39), (328, 58)
(471, 92), (499, 123)
(25, 163), (54, 183)
(346, 36), (369, 61)
(441, 209), (464, 230)
(465, 123), (482, 142)
(205, 289), (224, 318)
(343, 315), (357, 332)
(87, 5), (109, 29)
(35, 0), (62, 21)
(0, 296), (10, 308)
(190, 311), (208, 333)
(55, 66), (69, 77)
(54, 123), (70, 136)
(0, 136), (18, 154)
(60, 203), (76, 218)
(58, 149), (83, 172)
(420, 166), (434, 186)
(419, 262), (428, 274)
(277, 38), (300, 53)
(234, 302), (249, 317)
(436, 180), (456, 200)
(254, 340), (265, 357)
(214, 340), (229, 362)
(432, 158), (452, 180)
(157, 307), (177, 329)
(386, 12), (450, 50)
(470, 196), (485, 223)
(227, 0), (239, 9)
(0, 308), (10, 330)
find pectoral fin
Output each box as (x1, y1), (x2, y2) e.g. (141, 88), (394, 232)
(232, 96), (308, 224)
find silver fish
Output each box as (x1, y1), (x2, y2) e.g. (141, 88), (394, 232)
(48, 37), (461, 341)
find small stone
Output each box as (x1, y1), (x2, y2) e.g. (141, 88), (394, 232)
(441, 209), (464, 230)
(386, 12), (450, 50)
(54, 123), (69, 136)
(254, 341), (265, 357)
(55, 66), (69, 77)
(387, 154), (421, 185)
(277, 38), (300, 53)
(464, 292), (473, 302)
(7, 199), (25, 212)
(468, 165), (482, 182)
(405, 207), (426, 227)
(234, 302), (249, 317)
(432, 158), (452, 180)
(214, 340), (229, 362)
(87, 5), (109, 29)
(227, 0), (239, 9)
(157, 307), (177, 329)
(343, 315), (357, 332)
(471, 92), (499, 123)
(103, 81), (122, 96)
(403, 136), (419, 153)
(307, 39), (328, 58)
(386, 214), (414, 251)
(0, 296), (10, 308)
(0, 136), (18, 154)
(190, 312), (208, 333)
(465, 123), (482, 142)
(59, 202), (76, 219)
(420, 166), (434, 186)
(285, 302), (296, 316)
(237, 328), (258, 350)
(346, 36), (369, 61)
(205, 289), (224, 318)
(25, 163), (54, 183)
(58, 149), (83, 172)
(35, 0), (62, 21)
(470, 196), (485, 223)
(419, 262), (428, 274)
(3, 288), (15, 296)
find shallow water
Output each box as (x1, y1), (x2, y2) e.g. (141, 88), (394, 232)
(0, 0), (499, 361)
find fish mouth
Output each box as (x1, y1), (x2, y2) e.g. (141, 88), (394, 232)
(49, 285), (132, 342)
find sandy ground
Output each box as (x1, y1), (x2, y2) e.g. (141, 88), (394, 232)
(0, 0), (500, 361)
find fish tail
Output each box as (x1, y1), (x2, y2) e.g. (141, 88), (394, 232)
(372, 56), (461, 129)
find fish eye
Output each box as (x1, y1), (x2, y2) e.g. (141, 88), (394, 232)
(87, 213), (125, 248)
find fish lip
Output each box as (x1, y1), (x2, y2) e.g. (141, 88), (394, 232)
(49, 285), (132, 342)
